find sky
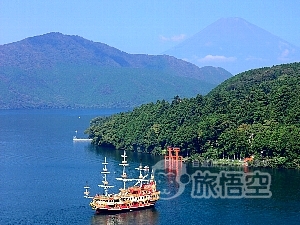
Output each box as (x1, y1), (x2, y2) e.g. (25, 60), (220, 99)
(1, 0), (300, 55)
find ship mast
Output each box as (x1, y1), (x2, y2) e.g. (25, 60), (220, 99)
(83, 181), (93, 198)
(150, 169), (155, 181)
(98, 157), (114, 196)
(134, 162), (150, 187)
(116, 150), (133, 190)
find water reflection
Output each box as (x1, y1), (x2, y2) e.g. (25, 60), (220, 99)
(90, 208), (159, 225)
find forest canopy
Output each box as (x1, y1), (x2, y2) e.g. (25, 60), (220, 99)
(85, 62), (300, 168)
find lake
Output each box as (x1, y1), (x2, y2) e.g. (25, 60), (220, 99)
(0, 109), (299, 225)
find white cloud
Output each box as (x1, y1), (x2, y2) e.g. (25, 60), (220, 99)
(278, 41), (295, 61)
(278, 49), (290, 60)
(159, 34), (186, 42)
(197, 55), (236, 63)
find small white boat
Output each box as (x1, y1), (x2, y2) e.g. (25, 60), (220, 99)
(73, 131), (92, 142)
(73, 136), (92, 142)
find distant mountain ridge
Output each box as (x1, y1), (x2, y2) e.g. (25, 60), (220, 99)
(0, 32), (232, 109)
(164, 17), (300, 74)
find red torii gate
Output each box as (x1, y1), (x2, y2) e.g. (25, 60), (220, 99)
(165, 146), (183, 161)
(164, 146), (183, 173)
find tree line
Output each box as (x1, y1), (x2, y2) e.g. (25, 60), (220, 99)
(85, 62), (300, 168)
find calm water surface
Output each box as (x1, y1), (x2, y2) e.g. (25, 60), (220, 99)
(0, 109), (299, 225)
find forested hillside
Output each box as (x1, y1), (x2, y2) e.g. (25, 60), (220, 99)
(86, 62), (300, 168)
(0, 32), (231, 109)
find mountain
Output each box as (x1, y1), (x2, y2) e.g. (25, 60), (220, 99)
(163, 17), (300, 75)
(0, 32), (232, 109)
(86, 62), (300, 168)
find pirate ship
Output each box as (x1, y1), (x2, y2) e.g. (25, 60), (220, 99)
(84, 150), (160, 213)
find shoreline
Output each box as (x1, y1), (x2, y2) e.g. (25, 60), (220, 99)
(183, 155), (300, 169)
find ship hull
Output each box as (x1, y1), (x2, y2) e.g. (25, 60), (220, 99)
(95, 203), (156, 214)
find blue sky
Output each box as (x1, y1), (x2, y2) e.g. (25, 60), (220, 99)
(1, 0), (300, 54)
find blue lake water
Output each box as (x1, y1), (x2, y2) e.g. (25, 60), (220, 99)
(0, 109), (300, 225)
